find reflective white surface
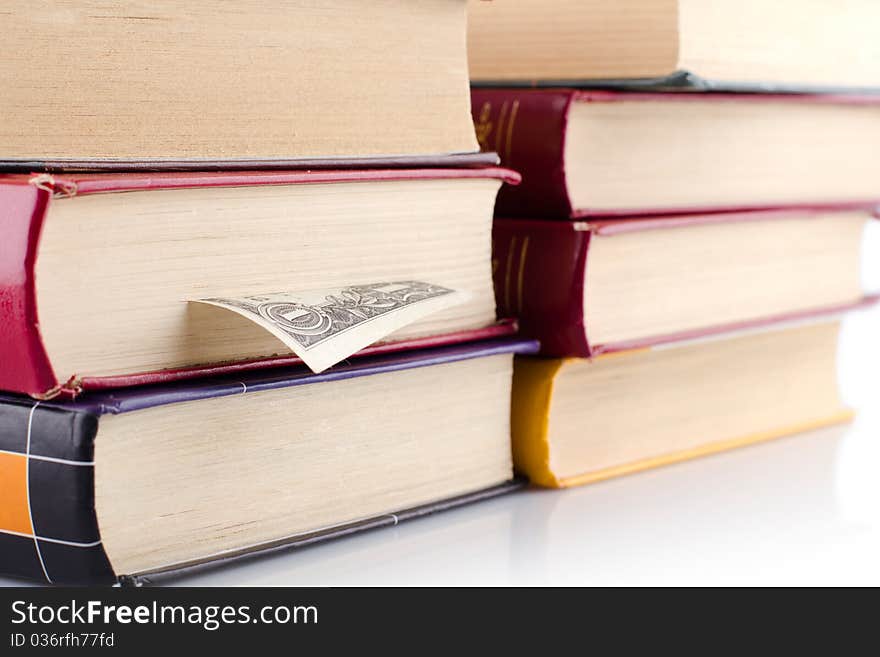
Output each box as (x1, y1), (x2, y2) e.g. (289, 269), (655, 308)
(2, 305), (878, 587)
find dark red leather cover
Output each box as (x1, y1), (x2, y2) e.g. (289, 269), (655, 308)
(0, 168), (521, 398)
(0, 180), (57, 396)
(494, 211), (880, 357)
(1, 167), (520, 197)
(472, 89), (575, 218)
(493, 219), (591, 356)
(472, 89), (880, 219)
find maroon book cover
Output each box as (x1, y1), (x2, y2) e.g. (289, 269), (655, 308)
(472, 88), (880, 219)
(0, 167), (520, 398)
(473, 88), (574, 218)
(493, 210), (879, 357)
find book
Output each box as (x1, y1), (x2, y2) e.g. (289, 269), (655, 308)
(510, 320), (853, 488)
(0, 168), (519, 398)
(467, 0), (880, 91)
(471, 89), (880, 218)
(493, 209), (878, 357)
(1, 0), (488, 170)
(0, 337), (539, 585)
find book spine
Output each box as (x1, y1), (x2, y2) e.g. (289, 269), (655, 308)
(471, 89), (575, 218)
(0, 180), (60, 397)
(493, 219), (592, 357)
(0, 401), (115, 584)
(510, 357), (565, 488)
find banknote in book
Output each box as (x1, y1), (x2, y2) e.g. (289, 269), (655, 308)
(191, 281), (469, 373)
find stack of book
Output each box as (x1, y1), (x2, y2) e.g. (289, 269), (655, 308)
(468, 0), (880, 487)
(0, 1), (531, 585)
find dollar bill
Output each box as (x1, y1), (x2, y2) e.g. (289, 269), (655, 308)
(191, 281), (469, 373)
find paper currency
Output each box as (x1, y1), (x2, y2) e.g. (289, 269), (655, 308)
(191, 281), (469, 373)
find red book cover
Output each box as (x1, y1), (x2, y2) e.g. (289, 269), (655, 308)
(472, 89), (574, 219)
(493, 210), (879, 357)
(472, 88), (880, 219)
(0, 168), (520, 398)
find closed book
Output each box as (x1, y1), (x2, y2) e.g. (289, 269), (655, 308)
(467, 0), (880, 92)
(493, 209), (878, 357)
(0, 167), (519, 398)
(472, 89), (880, 218)
(0, 337), (538, 585)
(1, 0), (490, 171)
(511, 320), (853, 488)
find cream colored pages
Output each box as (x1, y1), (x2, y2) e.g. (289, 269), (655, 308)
(34, 177), (500, 379)
(1, 0), (476, 159)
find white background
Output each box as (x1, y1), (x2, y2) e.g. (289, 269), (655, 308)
(3, 227), (879, 587)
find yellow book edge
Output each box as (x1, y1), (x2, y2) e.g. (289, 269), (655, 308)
(554, 410), (855, 489)
(510, 358), (565, 488)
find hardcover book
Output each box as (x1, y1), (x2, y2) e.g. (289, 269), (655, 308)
(472, 89), (880, 218)
(493, 209), (878, 357)
(0, 338), (538, 585)
(468, 0), (880, 92)
(0, 168), (519, 398)
(511, 320), (853, 488)
(1, 0), (488, 170)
